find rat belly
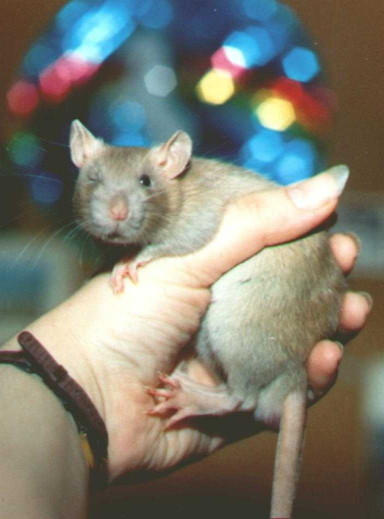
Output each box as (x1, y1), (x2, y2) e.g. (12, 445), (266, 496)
(148, 233), (343, 428)
(195, 237), (342, 420)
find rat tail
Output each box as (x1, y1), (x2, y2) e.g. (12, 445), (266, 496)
(270, 387), (307, 519)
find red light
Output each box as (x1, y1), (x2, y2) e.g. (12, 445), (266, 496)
(211, 47), (246, 79)
(271, 77), (304, 104)
(39, 63), (72, 103)
(39, 55), (99, 103)
(61, 53), (99, 85)
(7, 80), (39, 117)
(270, 77), (332, 131)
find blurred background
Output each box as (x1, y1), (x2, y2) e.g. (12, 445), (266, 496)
(0, 0), (383, 517)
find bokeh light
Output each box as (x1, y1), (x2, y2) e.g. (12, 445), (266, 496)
(242, 0), (278, 21)
(144, 65), (177, 97)
(282, 46), (320, 83)
(8, 133), (44, 169)
(5, 0), (334, 210)
(138, 0), (174, 29)
(255, 97), (296, 131)
(29, 172), (63, 206)
(211, 47), (246, 79)
(196, 69), (236, 105)
(244, 130), (285, 165)
(223, 27), (276, 68)
(274, 138), (316, 183)
(6, 81), (39, 117)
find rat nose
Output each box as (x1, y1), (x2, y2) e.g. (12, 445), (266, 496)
(109, 195), (128, 221)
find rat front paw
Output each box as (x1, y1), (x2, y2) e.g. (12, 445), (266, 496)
(110, 259), (148, 293)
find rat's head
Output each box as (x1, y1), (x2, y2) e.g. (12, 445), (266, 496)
(70, 120), (192, 245)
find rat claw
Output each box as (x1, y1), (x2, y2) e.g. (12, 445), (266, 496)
(126, 263), (139, 284)
(157, 373), (181, 389)
(110, 261), (140, 292)
(149, 387), (177, 399)
(110, 265), (128, 293)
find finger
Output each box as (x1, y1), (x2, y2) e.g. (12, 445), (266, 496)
(306, 340), (343, 403)
(338, 290), (373, 335)
(187, 165), (349, 284)
(329, 233), (361, 275)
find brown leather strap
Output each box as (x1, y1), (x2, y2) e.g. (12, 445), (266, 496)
(0, 331), (109, 491)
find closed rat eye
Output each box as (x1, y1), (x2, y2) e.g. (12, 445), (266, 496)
(139, 174), (152, 188)
(86, 168), (101, 183)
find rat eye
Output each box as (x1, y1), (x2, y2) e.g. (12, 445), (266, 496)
(86, 169), (100, 183)
(139, 174), (152, 188)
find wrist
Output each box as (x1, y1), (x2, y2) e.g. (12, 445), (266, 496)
(0, 362), (89, 517)
(11, 272), (211, 480)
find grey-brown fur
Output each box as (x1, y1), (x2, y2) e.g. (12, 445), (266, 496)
(70, 120), (346, 518)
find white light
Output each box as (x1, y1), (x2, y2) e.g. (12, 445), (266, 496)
(144, 65), (177, 97)
(223, 46), (246, 67)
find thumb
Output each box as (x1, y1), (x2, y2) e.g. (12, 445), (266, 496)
(184, 165), (349, 285)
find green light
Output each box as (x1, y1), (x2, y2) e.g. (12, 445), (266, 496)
(8, 132), (44, 168)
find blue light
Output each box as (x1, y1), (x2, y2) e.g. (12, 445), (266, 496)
(139, 0), (174, 30)
(132, 0), (154, 18)
(111, 130), (149, 147)
(274, 138), (316, 184)
(24, 43), (56, 78)
(282, 46), (320, 83)
(62, 2), (136, 63)
(29, 172), (63, 205)
(56, 0), (90, 31)
(224, 26), (275, 68)
(109, 99), (147, 130)
(242, 0), (278, 21)
(245, 130), (284, 163)
(263, 5), (298, 55)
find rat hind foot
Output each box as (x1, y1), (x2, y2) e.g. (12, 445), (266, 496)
(146, 372), (242, 429)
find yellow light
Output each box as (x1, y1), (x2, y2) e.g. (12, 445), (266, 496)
(196, 69), (235, 105)
(256, 97), (296, 131)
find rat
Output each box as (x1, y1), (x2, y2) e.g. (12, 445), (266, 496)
(70, 119), (346, 518)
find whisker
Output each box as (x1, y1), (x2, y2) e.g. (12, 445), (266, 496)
(0, 172), (64, 184)
(31, 221), (76, 269)
(77, 232), (97, 273)
(37, 138), (69, 149)
(62, 223), (83, 244)
(11, 228), (52, 268)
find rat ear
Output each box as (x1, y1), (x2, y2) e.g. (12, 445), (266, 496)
(151, 131), (192, 179)
(69, 119), (104, 168)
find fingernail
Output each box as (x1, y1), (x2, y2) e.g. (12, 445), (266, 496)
(334, 341), (345, 358)
(287, 165), (349, 210)
(360, 291), (373, 310)
(345, 232), (361, 254)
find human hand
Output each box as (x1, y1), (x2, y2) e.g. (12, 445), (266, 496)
(22, 166), (370, 481)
